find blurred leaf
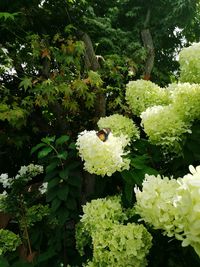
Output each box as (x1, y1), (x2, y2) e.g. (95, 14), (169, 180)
(57, 185), (69, 201)
(57, 151), (68, 160)
(31, 143), (46, 154)
(38, 147), (53, 158)
(59, 168), (69, 180)
(51, 198), (61, 212)
(41, 136), (55, 144)
(55, 135), (70, 146)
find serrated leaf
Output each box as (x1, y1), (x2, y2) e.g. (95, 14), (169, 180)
(38, 147), (52, 158)
(55, 135), (70, 146)
(31, 143), (46, 154)
(19, 77), (32, 91)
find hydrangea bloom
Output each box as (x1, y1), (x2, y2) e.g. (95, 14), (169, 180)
(135, 174), (182, 237)
(175, 165), (200, 256)
(76, 130), (130, 176)
(80, 196), (126, 233)
(168, 83), (200, 121)
(76, 196), (126, 256)
(126, 80), (169, 116)
(97, 114), (139, 140)
(76, 196), (152, 267)
(91, 223), (152, 267)
(140, 105), (191, 150)
(179, 42), (200, 83)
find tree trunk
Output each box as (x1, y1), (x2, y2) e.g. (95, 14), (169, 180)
(78, 31), (106, 203)
(79, 31), (106, 120)
(141, 9), (155, 80)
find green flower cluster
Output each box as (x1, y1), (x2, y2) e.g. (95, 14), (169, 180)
(21, 204), (50, 228)
(0, 229), (21, 255)
(126, 80), (169, 116)
(141, 82), (200, 151)
(179, 42), (200, 83)
(141, 105), (191, 151)
(76, 196), (152, 267)
(168, 83), (200, 122)
(97, 114), (140, 140)
(135, 165), (200, 257)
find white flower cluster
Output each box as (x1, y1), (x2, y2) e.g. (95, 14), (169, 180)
(135, 165), (200, 257)
(135, 174), (181, 237)
(97, 114), (140, 141)
(0, 164), (44, 191)
(17, 163), (43, 178)
(76, 130), (130, 176)
(175, 165), (200, 256)
(0, 173), (12, 188)
(38, 182), (48, 194)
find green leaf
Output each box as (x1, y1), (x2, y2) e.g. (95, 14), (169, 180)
(31, 143), (46, 154)
(67, 174), (81, 187)
(123, 182), (134, 207)
(121, 169), (144, 186)
(51, 198), (61, 212)
(45, 170), (58, 180)
(57, 151), (68, 160)
(130, 155), (149, 169)
(0, 256), (9, 267)
(67, 161), (81, 170)
(57, 185), (69, 201)
(46, 189), (58, 202)
(55, 135), (70, 146)
(46, 160), (59, 173)
(36, 248), (56, 263)
(48, 177), (60, 189)
(19, 77), (32, 91)
(59, 168), (69, 180)
(66, 198), (77, 210)
(0, 12), (19, 21)
(38, 147), (53, 158)
(56, 209), (70, 224)
(69, 142), (76, 150)
(41, 136), (55, 144)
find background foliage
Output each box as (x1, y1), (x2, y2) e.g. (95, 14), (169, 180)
(1, 0), (200, 266)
